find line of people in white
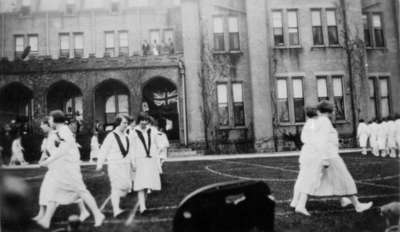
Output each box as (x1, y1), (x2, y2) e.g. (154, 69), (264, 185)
(291, 101), (373, 216)
(357, 117), (400, 157)
(34, 111), (169, 229)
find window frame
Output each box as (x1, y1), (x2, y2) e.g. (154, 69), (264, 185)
(14, 35), (25, 58)
(371, 13), (385, 47)
(59, 33), (70, 58)
(232, 82), (245, 126)
(216, 81), (246, 128)
(213, 16), (225, 51)
(272, 10), (285, 47)
(27, 34), (39, 54)
(326, 9), (339, 45)
(118, 30), (129, 56)
(291, 77), (305, 123)
(311, 9), (324, 45)
(287, 10), (300, 46)
(228, 16), (240, 51)
(105, 31), (115, 57)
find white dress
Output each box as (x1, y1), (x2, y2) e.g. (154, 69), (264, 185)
(40, 130), (80, 205)
(130, 126), (161, 191)
(368, 122), (378, 149)
(308, 116), (357, 196)
(357, 123), (369, 148)
(10, 139), (25, 164)
(97, 130), (133, 197)
(293, 118), (323, 195)
(90, 136), (100, 160)
(45, 125), (90, 204)
(377, 122), (387, 150)
(386, 121), (396, 149)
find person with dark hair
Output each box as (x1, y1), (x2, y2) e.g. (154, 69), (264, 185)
(129, 112), (162, 213)
(37, 110), (104, 229)
(90, 130), (100, 162)
(290, 106), (319, 214)
(357, 119), (369, 155)
(155, 118), (169, 174)
(34, 117), (90, 224)
(96, 114), (133, 217)
(9, 131), (27, 166)
(368, 118), (379, 156)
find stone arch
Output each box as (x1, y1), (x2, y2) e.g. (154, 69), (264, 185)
(0, 82), (34, 124)
(94, 79), (131, 129)
(142, 76), (180, 140)
(46, 80), (83, 119)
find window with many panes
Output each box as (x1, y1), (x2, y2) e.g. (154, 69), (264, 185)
(326, 9), (338, 45)
(292, 78), (305, 122)
(73, 33), (84, 58)
(311, 10), (323, 45)
(15, 35), (24, 58)
(332, 76), (345, 120)
(118, 31), (129, 56)
(272, 11), (284, 46)
(372, 14), (384, 47)
(217, 82), (245, 127)
(105, 31), (115, 57)
(105, 94), (129, 123)
(217, 83), (229, 126)
(287, 10), (299, 45)
(368, 76), (391, 119)
(213, 17), (224, 51)
(317, 76), (329, 101)
(59, 33), (70, 57)
(316, 75), (346, 120)
(66, 0), (75, 15)
(28, 34), (38, 54)
(362, 14), (371, 47)
(276, 78), (289, 122)
(21, 0), (31, 15)
(111, 0), (120, 13)
(276, 77), (305, 124)
(368, 78), (377, 118)
(228, 17), (240, 50)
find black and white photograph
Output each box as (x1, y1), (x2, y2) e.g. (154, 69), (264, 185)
(0, 0), (399, 231)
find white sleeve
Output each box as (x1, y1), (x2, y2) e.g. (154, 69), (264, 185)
(97, 134), (112, 167)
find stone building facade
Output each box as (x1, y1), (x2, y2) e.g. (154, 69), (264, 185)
(0, 0), (399, 158)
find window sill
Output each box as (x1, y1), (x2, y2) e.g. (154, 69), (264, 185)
(366, 47), (387, 51)
(278, 122), (305, 126)
(334, 120), (350, 125)
(273, 45), (303, 50)
(218, 126), (248, 130)
(212, 50), (243, 55)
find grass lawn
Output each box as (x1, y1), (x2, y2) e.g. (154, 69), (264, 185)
(2, 152), (399, 232)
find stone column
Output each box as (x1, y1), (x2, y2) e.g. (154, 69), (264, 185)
(181, 0), (205, 145)
(245, 0), (274, 152)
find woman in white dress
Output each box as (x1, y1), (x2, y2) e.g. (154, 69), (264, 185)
(395, 115), (400, 157)
(129, 113), (162, 213)
(37, 110), (104, 229)
(377, 119), (388, 157)
(90, 130), (100, 162)
(386, 117), (397, 158)
(293, 101), (373, 216)
(357, 119), (370, 155)
(368, 119), (379, 156)
(9, 134), (27, 166)
(96, 114), (133, 217)
(34, 117), (89, 223)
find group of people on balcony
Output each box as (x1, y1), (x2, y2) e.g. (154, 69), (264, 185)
(142, 38), (175, 56)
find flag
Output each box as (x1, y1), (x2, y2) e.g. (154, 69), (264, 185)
(153, 90), (178, 106)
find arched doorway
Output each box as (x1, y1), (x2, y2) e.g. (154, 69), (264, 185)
(94, 79), (130, 130)
(0, 82), (33, 125)
(143, 77), (179, 141)
(47, 81), (83, 120)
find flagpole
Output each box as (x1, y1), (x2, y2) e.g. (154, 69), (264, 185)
(178, 60), (188, 146)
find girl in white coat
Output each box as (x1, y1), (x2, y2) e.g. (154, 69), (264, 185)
(293, 101), (372, 216)
(386, 117), (397, 158)
(96, 114), (133, 217)
(368, 119), (379, 156)
(129, 113), (162, 213)
(395, 115), (400, 157)
(377, 119), (388, 157)
(357, 119), (370, 155)
(37, 110), (104, 229)
(34, 117), (89, 223)
(90, 131), (100, 161)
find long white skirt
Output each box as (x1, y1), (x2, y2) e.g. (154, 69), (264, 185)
(40, 171), (80, 205)
(107, 162), (132, 197)
(358, 134), (369, 148)
(133, 157), (161, 191)
(311, 157), (357, 197)
(369, 135), (377, 148)
(387, 135), (396, 148)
